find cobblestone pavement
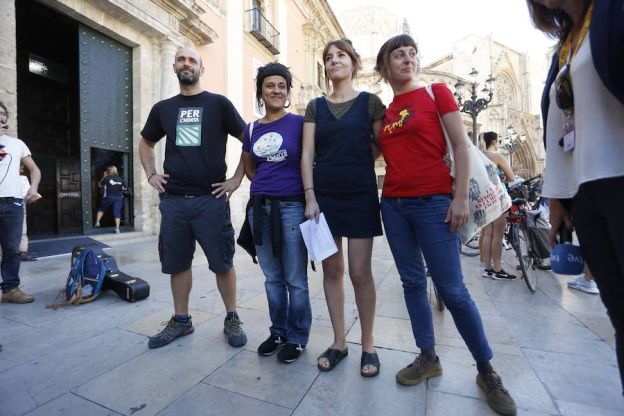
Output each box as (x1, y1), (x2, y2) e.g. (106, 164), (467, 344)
(1, 232), (622, 416)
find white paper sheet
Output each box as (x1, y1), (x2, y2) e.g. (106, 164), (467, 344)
(299, 213), (338, 262)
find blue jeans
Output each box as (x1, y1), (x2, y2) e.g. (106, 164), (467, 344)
(249, 201), (312, 345)
(0, 198), (25, 293)
(381, 195), (493, 362)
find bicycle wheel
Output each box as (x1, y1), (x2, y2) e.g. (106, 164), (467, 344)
(465, 234), (481, 250)
(460, 245), (480, 257)
(519, 226), (538, 292)
(429, 278), (445, 311)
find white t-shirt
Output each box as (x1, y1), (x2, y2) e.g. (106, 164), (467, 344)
(0, 135), (31, 198)
(543, 34), (624, 199)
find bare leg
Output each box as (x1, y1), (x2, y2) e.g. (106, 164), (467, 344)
(216, 267), (237, 312)
(172, 268), (192, 315)
(490, 215), (507, 272)
(114, 218), (121, 229)
(480, 223), (493, 269)
(95, 211), (104, 224)
(318, 237), (346, 369)
(347, 237), (377, 374)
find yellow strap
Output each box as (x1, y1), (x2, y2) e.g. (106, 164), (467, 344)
(559, 1), (594, 70)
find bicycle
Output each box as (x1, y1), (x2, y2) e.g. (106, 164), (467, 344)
(505, 176), (543, 292)
(427, 266), (445, 311)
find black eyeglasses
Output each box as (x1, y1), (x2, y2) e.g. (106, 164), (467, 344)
(555, 64), (574, 114)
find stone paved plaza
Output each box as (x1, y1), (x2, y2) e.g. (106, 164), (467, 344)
(1, 232), (622, 416)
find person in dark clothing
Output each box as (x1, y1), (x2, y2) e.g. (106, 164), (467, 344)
(301, 39), (385, 377)
(528, 0), (624, 393)
(139, 47), (247, 350)
(95, 165), (127, 233)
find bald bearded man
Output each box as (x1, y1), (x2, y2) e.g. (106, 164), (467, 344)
(139, 47), (247, 349)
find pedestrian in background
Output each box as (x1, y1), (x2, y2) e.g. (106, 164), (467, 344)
(95, 165), (127, 234)
(480, 132), (516, 280)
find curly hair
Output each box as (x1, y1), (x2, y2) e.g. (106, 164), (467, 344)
(255, 62), (293, 108)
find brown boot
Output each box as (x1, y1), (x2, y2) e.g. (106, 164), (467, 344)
(1, 287), (35, 304)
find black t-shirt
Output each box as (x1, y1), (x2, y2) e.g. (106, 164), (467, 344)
(141, 91), (245, 195)
(102, 175), (125, 197)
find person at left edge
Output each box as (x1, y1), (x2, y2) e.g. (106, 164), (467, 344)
(0, 100), (41, 304)
(139, 47), (247, 349)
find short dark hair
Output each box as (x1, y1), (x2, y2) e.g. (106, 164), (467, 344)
(0, 100), (8, 117)
(375, 34), (419, 83)
(322, 39), (362, 89)
(483, 131), (499, 148)
(255, 62), (293, 108)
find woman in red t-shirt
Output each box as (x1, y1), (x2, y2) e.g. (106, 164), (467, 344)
(375, 34), (516, 415)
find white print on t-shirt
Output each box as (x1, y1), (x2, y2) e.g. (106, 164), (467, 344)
(176, 107), (203, 146)
(253, 132), (287, 162)
(108, 178), (123, 186)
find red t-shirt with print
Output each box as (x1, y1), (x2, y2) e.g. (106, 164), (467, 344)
(379, 83), (459, 197)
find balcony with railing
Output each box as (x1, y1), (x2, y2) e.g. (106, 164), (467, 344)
(244, 8), (280, 55)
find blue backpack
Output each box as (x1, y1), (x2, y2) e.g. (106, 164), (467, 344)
(64, 248), (106, 305)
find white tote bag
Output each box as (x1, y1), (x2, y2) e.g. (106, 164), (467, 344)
(425, 85), (511, 243)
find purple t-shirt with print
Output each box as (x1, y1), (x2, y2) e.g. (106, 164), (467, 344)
(243, 112), (304, 197)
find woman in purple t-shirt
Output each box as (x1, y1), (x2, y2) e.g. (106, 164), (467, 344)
(242, 63), (311, 364)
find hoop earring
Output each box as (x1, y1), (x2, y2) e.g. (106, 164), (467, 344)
(284, 99), (291, 108)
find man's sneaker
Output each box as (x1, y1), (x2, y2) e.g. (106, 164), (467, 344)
(568, 275), (600, 294)
(491, 269), (517, 280)
(483, 269), (493, 278)
(1, 288), (34, 304)
(224, 312), (247, 347)
(396, 355), (443, 386)
(476, 371), (517, 415)
(277, 343), (305, 363)
(94, 221), (100, 227)
(114, 228), (120, 234)
(148, 316), (194, 349)
(258, 334), (286, 356)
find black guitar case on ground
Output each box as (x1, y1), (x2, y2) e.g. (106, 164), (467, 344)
(71, 246), (150, 303)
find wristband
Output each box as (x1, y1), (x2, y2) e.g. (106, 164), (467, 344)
(304, 187), (314, 191)
(148, 172), (157, 181)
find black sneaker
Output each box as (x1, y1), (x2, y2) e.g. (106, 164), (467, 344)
(483, 269), (493, 278)
(224, 312), (247, 347)
(148, 316), (194, 349)
(491, 269), (517, 280)
(277, 343), (305, 363)
(258, 334), (286, 356)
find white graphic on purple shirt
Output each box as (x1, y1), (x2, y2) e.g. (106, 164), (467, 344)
(253, 132), (287, 162)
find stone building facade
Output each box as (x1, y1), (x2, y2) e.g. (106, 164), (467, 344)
(0, 0), (343, 238)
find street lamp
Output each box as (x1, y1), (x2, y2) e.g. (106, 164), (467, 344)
(454, 68), (496, 145)
(500, 125), (527, 168)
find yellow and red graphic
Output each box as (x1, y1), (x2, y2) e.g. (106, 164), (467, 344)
(383, 105), (413, 135)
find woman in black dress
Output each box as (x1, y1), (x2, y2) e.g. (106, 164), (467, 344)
(301, 39), (385, 377)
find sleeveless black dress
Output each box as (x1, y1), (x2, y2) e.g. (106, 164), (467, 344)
(313, 93), (382, 238)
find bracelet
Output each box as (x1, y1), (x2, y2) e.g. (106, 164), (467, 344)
(304, 187), (314, 191)
(147, 172), (157, 181)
